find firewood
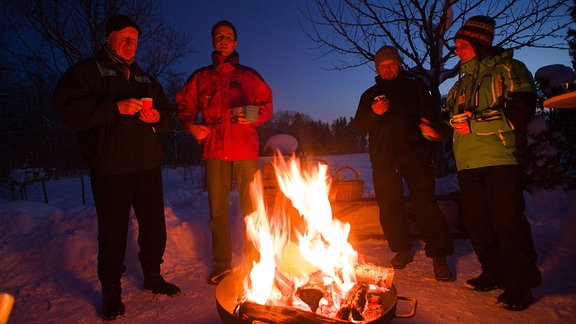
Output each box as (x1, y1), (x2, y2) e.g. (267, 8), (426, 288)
(363, 292), (385, 321)
(354, 263), (394, 289)
(335, 283), (367, 321)
(238, 300), (349, 324)
(295, 272), (326, 312)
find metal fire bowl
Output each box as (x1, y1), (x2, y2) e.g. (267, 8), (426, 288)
(215, 270), (416, 323)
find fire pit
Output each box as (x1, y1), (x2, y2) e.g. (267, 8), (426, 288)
(216, 269), (416, 323)
(216, 155), (416, 323)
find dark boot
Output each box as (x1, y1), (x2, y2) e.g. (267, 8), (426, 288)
(497, 288), (533, 311)
(101, 282), (125, 321)
(143, 265), (181, 296)
(466, 272), (502, 292)
(390, 250), (413, 269)
(433, 256), (453, 282)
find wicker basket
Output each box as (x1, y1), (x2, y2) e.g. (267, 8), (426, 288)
(330, 166), (364, 202)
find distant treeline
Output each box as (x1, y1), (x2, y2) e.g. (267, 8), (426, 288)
(1, 86), (575, 192)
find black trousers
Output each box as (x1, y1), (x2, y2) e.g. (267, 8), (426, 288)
(91, 167), (167, 284)
(372, 166), (453, 258)
(458, 165), (541, 290)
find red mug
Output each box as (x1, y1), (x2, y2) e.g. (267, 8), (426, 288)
(141, 98), (153, 115)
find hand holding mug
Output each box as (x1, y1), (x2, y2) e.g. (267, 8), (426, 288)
(371, 95), (389, 115)
(450, 113), (471, 134)
(139, 108), (160, 123)
(137, 98), (159, 123)
(117, 98), (142, 115)
(231, 105), (259, 124)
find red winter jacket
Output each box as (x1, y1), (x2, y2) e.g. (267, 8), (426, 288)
(176, 51), (273, 161)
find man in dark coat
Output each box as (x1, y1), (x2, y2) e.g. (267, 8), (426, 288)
(53, 15), (180, 320)
(352, 46), (454, 281)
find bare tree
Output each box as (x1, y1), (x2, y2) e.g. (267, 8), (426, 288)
(300, 0), (571, 106)
(569, 0), (576, 70)
(0, 0), (195, 88)
(0, 0), (196, 179)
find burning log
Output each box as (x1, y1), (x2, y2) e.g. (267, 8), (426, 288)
(336, 283), (368, 321)
(295, 271), (326, 312)
(238, 300), (349, 324)
(354, 263), (395, 290)
(363, 292), (385, 320)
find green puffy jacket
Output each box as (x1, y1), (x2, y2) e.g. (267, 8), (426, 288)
(445, 48), (536, 171)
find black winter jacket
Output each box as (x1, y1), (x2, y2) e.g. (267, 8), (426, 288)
(52, 48), (175, 175)
(352, 70), (438, 169)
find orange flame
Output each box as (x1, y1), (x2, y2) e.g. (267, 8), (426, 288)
(244, 154), (358, 313)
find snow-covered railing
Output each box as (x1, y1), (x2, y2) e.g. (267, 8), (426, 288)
(8, 168), (54, 203)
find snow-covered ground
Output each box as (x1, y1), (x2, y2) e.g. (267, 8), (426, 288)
(1, 153), (575, 323)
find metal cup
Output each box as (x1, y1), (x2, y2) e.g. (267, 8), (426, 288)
(244, 105), (259, 123)
(449, 113), (470, 134)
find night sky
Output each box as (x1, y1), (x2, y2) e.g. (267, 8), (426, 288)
(165, 0), (572, 123)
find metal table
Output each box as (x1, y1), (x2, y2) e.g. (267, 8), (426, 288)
(543, 91), (576, 109)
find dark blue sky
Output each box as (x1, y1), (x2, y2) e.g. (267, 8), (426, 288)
(165, 0), (572, 122)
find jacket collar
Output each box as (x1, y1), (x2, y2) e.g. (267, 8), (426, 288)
(95, 47), (147, 80)
(461, 48), (514, 75)
(212, 51), (239, 67)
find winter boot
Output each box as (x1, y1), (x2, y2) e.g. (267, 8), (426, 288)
(101, 282), (125, 321)
(390, 250), (413, 269)
(433, 256), (453, 282)
(497, 288), (533, 311)
(143, 265), (181, 296)
(466, 272), (502, 292)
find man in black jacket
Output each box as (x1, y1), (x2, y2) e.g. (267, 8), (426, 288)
(53, 15), (180, 320)
(352, 46), (453, 281)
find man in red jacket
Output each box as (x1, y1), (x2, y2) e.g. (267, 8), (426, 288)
(176, 20), (273, 285)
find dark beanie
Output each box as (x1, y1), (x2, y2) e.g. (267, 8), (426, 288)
(374, 46), (402, 66)
(106, 15), (141, 37)
(455, 16), (495, 56)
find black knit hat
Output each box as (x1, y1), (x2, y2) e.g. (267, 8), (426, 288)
(455, 16), (495, 56)
(106, 15), (141, 37)
(374, 46), (402, 66)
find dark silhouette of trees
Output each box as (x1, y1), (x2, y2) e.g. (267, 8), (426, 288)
(257, 111), (366, 157)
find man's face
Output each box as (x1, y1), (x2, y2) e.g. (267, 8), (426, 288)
(377, 59), (401, 80)
(107, 27), (139, 60)
(212, 25), (238, 58)
(455, 39), (476, 64)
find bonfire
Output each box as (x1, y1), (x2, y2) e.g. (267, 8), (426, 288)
(236, 154), (395, 322)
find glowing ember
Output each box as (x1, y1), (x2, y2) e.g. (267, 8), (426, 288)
(242, 154), (394, 320)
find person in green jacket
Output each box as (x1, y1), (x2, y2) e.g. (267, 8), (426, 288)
(420, 16), (541, 311)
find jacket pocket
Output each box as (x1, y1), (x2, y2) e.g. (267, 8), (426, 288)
(471, 110), (514, 134)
